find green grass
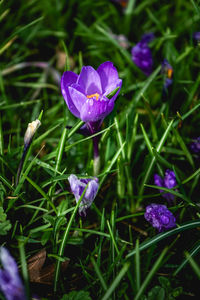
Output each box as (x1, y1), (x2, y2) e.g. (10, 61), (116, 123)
(1, 0), (200, 299)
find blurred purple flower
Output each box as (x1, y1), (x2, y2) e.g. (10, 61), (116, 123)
(68, 174), (99, 217)
(161, 59), (173, 91)
(193, 32), (200, 46)
(154, 169), (177, 202)
(131, 33), (154, 76)
(0, 247), (26, 300)
(144, 203), (176, 232)
(61, 61), (122, 130)
(190, 137), (200, 154)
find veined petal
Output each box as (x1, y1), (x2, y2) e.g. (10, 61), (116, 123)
(154, 174), (164, 187)
(68, 85), (87, 113)
(84, 179), (99, 201)
(61, 72), (80, 118)
(77, 66), (102, 95)
(97, 61), (121, 94)
(80, 97), (114, 122)
(61, 71), (78, 87)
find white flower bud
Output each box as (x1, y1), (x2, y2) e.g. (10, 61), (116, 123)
(24, 119), (41, 146)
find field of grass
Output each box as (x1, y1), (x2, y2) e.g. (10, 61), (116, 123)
(1, 0), (200, 299)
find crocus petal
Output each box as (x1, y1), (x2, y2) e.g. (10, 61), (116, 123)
(77, 66), (102, 95)
(97, 61), (121, 94)
(80, 98), (114, 122)
(68, 174), (83, 202)
(0, 247), (26, 300)
(68, 85), (87, 113)
(84, 179), (99, 201)
(164, 170), (177, 189)
(61, 71), (78, 87)
(61, 72), (80, 118)
(0, 248), (18, 275)
(154, 174), (164, 187)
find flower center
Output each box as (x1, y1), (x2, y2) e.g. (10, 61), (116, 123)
(167, 68), (173, 79)
(86, 93), (100, 101)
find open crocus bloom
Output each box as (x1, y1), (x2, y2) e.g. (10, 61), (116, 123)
(61, 61), (122, 124)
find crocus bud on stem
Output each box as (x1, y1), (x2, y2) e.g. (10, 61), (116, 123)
(24, 119), (41, 149)
(16, 119), (41, 186)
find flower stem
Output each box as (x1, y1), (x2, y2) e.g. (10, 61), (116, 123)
(93, 135), (100, 176)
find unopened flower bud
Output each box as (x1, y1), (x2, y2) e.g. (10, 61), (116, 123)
(24, 119), (41, 147)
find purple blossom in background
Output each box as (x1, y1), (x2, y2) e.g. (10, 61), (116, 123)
(190, 137), (200, 154)
(144, 203), (176, 232)
(61, 61), (122, 131)
(154, 169), (177, 202)
(68, 174), (99, 217)
(193, 32), (200, 46)
(161, 59), (173, 91)
(0, 247), (26, 300)
(131, 33), (154, 76)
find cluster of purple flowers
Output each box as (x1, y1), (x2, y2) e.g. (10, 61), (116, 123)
(61, 60), (178, 230)
(60, 28), (200, 230)
(144, 169), (177, 232)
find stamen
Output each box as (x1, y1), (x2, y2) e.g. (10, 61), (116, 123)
(167, 68), (173, 79)
(87, 93), (100, 100)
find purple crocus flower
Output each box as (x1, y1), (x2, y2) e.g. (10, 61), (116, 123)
(68, 174), (99, 217)
(154, 169), (177, 202)
(61, 61), (122, 131)
(61, 62), (122, 176)
(161, 59), (173, 91)
(131, 33), (154, 76)
(190, 137), (200, 154)
(0, 247), (26, 300)
(144, 203), (176, 232)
